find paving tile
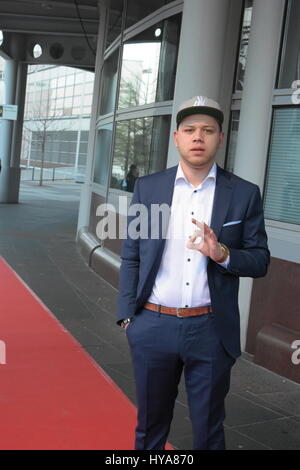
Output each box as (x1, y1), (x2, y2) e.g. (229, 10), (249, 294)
(234, 417), (300, 450)
(251, 391), (300, 416)
(231, 356), (300, 395)
(225, 393), (284, 428)
(224, 428), (271, 450)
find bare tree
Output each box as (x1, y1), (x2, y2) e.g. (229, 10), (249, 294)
(23, 85), (69, 186)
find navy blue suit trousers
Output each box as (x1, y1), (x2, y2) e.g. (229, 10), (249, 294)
(126, 307), (236, 450)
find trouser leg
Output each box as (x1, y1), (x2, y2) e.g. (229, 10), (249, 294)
(182, 313), (235, 450)
(126, 309), (183, 450)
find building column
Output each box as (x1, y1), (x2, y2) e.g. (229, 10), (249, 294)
(0, 59), (19, 203)
(233, 0), (286, 349)
(167, 0), (230, 167)
(10, 62), (28, 201)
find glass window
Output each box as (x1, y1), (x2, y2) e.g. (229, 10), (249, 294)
(126, 0), (174, 29)
(225, 111), (240, 173)
(100, 48), (119, 115)
(235, 0), (253, 92)
(74, 84), (83, 96)
(93, 124), (113, 186)
(65, 86), (74, 97)
(73, 96), (82, 107)
(110, 115), (171, 192)
(277, 0), (300, 89)
(66, 74), (75, 86)
(264, 107), (300, 225)
(118, 14), (181, 109)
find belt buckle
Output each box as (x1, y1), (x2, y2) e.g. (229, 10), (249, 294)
(176, 307), (183, 318)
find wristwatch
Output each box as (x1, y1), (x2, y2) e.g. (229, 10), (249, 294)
(216, 243), (230, 263)
(120, 318), (132, 329)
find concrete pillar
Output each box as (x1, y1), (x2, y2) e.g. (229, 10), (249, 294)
(9, 62), (28, 202)
(233, 0), (285, 349)
(234, 0), (286, 188)
(167, 0), (230, 167)
(11, 63), (28, 168)
(0, 59), (18, 203)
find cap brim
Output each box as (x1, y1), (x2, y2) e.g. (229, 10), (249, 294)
(176, 106), (224, 127)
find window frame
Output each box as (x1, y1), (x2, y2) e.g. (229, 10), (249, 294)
(92, 0), (183, 200)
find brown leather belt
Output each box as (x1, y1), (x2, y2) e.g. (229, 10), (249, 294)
(144, 302), (212, 318)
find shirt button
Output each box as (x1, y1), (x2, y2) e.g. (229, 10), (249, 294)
(186, 282), (190, 286)
(185, 305), (189, 308)
(187, 258), (191, 262)
(191, 211), (194, 215)
(193, 190), (197, 194)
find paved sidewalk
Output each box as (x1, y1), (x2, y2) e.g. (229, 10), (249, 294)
(0, 180), (300, 450)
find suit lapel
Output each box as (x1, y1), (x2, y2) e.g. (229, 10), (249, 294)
(210, 166), (234, 239)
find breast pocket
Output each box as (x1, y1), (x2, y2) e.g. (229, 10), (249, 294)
(220, 221), (243, 247)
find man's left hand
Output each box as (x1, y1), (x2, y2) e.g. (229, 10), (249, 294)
(187, 218), (224, 262)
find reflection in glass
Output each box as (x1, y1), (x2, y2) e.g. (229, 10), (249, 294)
(100, 49), (119, 115)
(235, 0), (253, 92)
(118, 14), (181, 109)
(278, 0), (300, 89)
(264, 107), (300, 225)
(225, 111), (240, 173)
(119, 42), (161, 108)
(93, 124), (113, 186)
(110, 115), (171, 192)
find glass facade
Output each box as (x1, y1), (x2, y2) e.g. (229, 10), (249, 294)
(264, 107), (300, 225)
(94, 7), (182, 196)
(277, 0), (300, 89)
(110, 115), (171, 191)
(119, 40), (161, 109)
(93, 124), (113, 186)
(100, 49), (119, 115)
(225, 111), (240, 173)
(234, 0), (253, 92)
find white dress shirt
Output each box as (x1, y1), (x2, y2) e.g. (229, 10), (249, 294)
(148, 162), (228, 308)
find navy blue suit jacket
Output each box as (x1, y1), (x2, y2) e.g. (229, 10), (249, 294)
(117, 165), (270, 358)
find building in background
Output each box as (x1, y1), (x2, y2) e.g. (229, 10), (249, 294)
(22, 64), (94, 183)
(0, 59), (94, 183)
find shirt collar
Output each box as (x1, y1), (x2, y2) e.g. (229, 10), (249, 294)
(175, 162), (217, 188)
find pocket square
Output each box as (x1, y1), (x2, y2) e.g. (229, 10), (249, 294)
(222, 220), (242, 227)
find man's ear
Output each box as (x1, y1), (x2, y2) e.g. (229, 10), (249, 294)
(173, 130), (178, 147)
(219, 131), (225, 146)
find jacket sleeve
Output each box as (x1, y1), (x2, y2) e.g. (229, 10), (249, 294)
(221, 185), (270, 278)
(116, 179), (141, 324)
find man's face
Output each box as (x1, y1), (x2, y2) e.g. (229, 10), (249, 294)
(173, 114), (224, 170)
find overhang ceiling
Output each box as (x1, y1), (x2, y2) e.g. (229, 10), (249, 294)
(0, 0), (100, 68)
(0, 0), (99, 37)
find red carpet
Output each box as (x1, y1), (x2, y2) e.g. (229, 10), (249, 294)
(0, 257), (172, 450)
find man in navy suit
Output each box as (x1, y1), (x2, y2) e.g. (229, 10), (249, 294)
(117, 96), (270, 450)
